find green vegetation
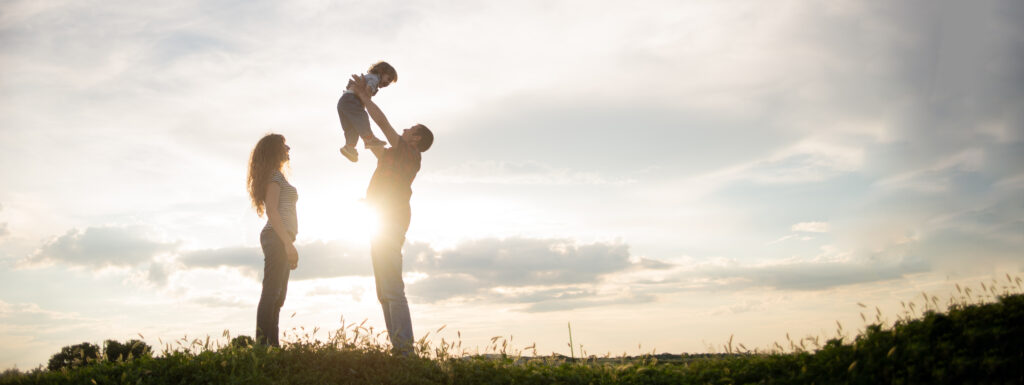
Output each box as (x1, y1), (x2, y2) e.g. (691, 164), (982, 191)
(3, 278), (1023, 384)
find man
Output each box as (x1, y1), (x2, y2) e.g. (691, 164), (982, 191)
(349, 74), (434, 353)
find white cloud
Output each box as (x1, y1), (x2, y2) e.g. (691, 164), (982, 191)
(421, 161), (635, 185)
(22, 226), (178, 269)
(178, 240), (371, 281)
(670, 253), (928, 292)
(408, 238), (632, 285)
(173, 236), (664, 313)
(0, 203), (7, 239)
(874, 149), (986, 193)
(306, 284), (365, 302)
(792, 222), (830, 233)
(0, 300), (82, 321)
(740, 141), (865, 185)
(993, 174), (1024, 191)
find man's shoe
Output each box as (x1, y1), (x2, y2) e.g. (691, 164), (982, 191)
(340, 146), (358, 162)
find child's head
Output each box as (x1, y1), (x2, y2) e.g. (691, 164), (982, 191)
(368, 61), (398, 88)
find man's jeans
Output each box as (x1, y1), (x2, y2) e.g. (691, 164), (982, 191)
(371, 209), (414, 352)
(256, 228), (290, 347)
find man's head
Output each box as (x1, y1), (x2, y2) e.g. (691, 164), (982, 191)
(368, 61), (397, 88)
(402, 124), (434, 153)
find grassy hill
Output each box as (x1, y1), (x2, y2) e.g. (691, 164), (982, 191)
(3, 285), (1022, 384)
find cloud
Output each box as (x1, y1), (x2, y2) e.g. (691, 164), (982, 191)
(421, 160), (635, 185)
(172, 237), (658, 312)
(670, 247), (930, 292)
(873, 149), (987, 193)
(520, 291), (656, 313)
(636, 257), (674, 270)
(166, 233), (952, 311)
(912, 198), (1024, 272)
(178, 246), (261, 272)
(404, 237), (664, 311)
(701, 257), (928, 291)
(191, 295), (250, 309)
(408, 237), (632, 287)
(709, 299), (765, 316)
(0, 300), (82, 321)
(146, 261), (174, 286)
(306, 285), (365, 302)
(737, 142), (865, 185)
(177, 240), (371, 281)
(23, 226), (177, 268)
(0, 203), (7, 239)
(792, 222), (830, 233)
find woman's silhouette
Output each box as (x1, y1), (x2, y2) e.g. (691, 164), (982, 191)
(246, 133), (299, 347)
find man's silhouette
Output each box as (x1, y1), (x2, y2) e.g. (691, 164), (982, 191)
(349, 74), (434, 353)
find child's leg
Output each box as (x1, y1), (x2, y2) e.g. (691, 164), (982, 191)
(340, 113), (359, 149)
(339, 94), (376, 146)
(357, 114), (384, 144)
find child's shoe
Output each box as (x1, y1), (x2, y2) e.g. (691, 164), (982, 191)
(364, 137), (387, 148)
(340, 146), (358, 162)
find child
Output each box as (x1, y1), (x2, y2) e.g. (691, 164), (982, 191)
(337, 61), (397, 162)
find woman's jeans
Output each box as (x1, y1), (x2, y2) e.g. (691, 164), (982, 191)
(256, 228), (291, 347)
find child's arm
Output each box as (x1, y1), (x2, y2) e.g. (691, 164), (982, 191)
(350, 75), (401, 147)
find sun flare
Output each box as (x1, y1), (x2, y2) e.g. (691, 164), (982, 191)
(299, 198), (379, 243)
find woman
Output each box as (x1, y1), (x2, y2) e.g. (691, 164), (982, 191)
(247, 133), (299, 347)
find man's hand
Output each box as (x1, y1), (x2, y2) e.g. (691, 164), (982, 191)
(350, 74), (371, 103)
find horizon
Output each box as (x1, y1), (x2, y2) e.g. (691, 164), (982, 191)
(1, 0), (1022, 370)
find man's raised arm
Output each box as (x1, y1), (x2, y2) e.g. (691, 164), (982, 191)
(350, 75), (401, 147)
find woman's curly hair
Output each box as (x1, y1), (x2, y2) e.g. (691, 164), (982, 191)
(247, 133), (288, 217)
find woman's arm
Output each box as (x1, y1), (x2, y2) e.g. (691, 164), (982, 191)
(265, 182), (299, 268)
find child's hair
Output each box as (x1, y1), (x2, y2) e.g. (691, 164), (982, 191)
(368, 61), (398, 83)
(414, 124), (433, 152)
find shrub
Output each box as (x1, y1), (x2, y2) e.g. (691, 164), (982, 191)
(46, 342), (99, 371)
(103, 339), (152, 362)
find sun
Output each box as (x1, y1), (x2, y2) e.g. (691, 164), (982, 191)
(299, 197), (379, 243)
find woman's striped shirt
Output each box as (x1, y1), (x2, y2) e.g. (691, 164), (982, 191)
(263, 171), (298, 239)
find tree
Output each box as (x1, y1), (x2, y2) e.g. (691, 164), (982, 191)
(104, 339), (152, 362)
(47, 342), (100, 371)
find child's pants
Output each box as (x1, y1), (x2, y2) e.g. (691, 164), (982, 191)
(337, 92), (373, 148)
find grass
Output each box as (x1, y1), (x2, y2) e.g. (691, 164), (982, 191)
(2, 276), (1022, 384)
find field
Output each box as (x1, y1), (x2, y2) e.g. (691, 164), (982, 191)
(2, 278), (1022, 384)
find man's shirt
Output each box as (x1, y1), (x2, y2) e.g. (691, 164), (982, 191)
(366, 136), (421, 208)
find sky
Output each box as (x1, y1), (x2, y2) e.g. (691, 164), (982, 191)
(1, 0), (1022, 370)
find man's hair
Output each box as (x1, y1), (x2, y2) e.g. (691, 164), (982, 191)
(414, 124), (433, 152)
(368, 61), (397, 83)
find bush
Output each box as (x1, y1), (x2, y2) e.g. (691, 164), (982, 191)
(103, 339), (152, 362)
(230, 335), (255, 348)
(46, 342), (99, 371)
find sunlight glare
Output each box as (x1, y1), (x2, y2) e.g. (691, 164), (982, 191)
(301, 198), (379, 243)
